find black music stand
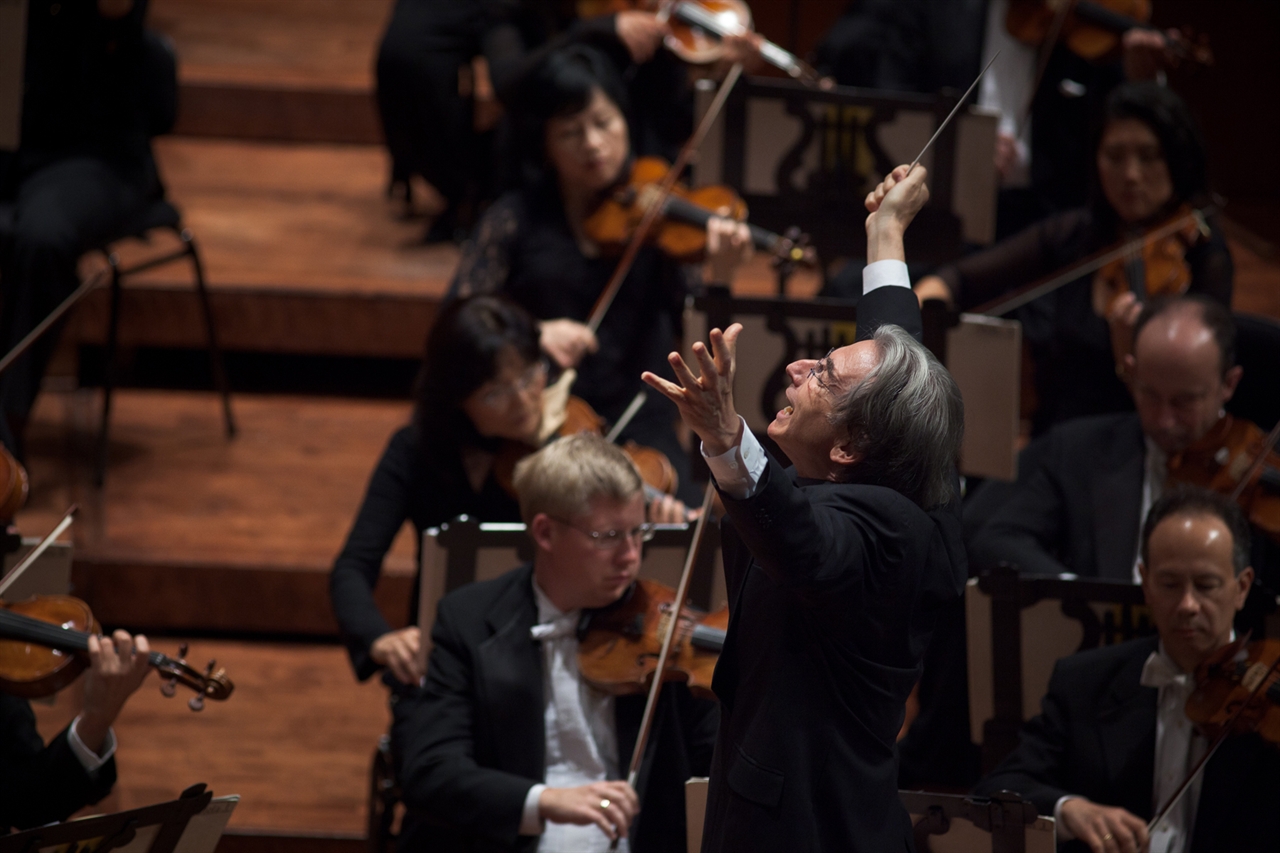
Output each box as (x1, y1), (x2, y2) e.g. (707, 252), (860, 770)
(901, 790), (1050, 853)
(0, 783), (226, 853)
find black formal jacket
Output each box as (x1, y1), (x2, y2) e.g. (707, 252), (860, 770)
(0, 694), (116, 833)
(976, 637), (1280, 852)
(969, 413), (1146, 580)
(699, 286), (969, 853)
(393, 564), (718, 853)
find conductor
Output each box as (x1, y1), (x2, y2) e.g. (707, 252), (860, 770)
(643, 165), (967, 852)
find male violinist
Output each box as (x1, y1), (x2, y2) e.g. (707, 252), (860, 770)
(968, 294), (1277, 594)
(1, 630), (152, 832)
(976, 487), (1280, 853)
(392, 433), (717, 853)
(643, 164), (967, 852)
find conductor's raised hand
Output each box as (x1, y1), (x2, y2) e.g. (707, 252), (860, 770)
(864, 165), (930, 264)
(642, 325), (743, 457)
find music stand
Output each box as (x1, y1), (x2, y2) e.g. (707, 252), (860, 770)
(901, 790), (1054, 853)
(0, 783), (236, 853)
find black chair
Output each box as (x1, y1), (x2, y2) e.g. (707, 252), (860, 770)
(94, 198), (235, 485)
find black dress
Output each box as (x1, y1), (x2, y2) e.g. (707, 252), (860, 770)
(449, 180), (700, 503)
(935, 207), (1233, 434)
(329, 424), (521, 682)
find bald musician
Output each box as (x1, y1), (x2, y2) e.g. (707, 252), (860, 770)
(970, 294), (1273, 586)
(392, 433), (716, 853)
(1, 630), (152, 832)
(976, 488), (1280, 853)
(644, 165), (967, 852)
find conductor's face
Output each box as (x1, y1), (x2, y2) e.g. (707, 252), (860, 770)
(1139, 512), (1252, 674)
(768, 341), (878, 480)
(532, 494), (646, 611)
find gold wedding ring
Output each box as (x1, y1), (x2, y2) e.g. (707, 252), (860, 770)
(599, 798), (611, 811)
(1101, 833), (1114, 842)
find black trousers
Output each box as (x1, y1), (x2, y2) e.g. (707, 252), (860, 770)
(0, 155), (155, 457)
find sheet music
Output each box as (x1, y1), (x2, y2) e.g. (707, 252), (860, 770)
(49, 796), (241, 853)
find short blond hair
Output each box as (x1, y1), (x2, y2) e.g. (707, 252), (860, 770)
(511, 433), (643, 524)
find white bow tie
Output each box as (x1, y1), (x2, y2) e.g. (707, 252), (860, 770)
(530, 614), (578, 641)
(1140, 650), (1191, 690)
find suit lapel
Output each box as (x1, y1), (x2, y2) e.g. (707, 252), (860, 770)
(1096, 638), (1159, 818)
(1092, 420), (1146, 581)
(476, 566), (545, 780)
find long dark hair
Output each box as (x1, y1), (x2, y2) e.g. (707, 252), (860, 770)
(1091, 82), (1208, 230)
(411, 295), (541, 458)
(511, 43), (631, 187)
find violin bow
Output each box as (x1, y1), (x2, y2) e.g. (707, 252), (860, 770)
(972, 205), (1213, 317)
(620, 483), (716, 804)
(0, 269), (107, 378)
(0, 505), (77, 599)
(586, 63), (744, 335)
(1147, 635), (1280, 837)
(907, 51), (1001, 177)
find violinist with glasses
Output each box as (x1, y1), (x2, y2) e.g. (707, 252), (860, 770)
(392, 433), (717, 853)
(448, 44), (753, 507)
(976, 487), (1280, 853)
(330, 296), (691, 688)
(914, 82), (1232, 435)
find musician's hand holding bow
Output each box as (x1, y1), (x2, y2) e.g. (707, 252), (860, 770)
(1058, 797), (1148, 853)
(642, 324), (743, 457)
(539, 780), (639, 842)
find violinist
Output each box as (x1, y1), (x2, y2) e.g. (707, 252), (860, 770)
(969, 295), (1278, 595)
(1, 629), (151, 832)
(644, 165), (967, 852)
(392, 433), (717, 853)
(975, 488), (1280, 853)
(330, 296), (690, 687)
(449, 44), (753, 506)
(915, 82), (1232, 433)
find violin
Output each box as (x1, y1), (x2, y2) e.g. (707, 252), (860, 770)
(0, 594), (233, 709)
(1006, 0), (1213, 66)
(1091, 203), (1210, 319)
(0, 444), (28, 522)
(578, 577), (727, 699)
(578, 0), (826, 85)
(583, 156), (817, 268)
(1186, 636), (1280, 744)
(1166, 415), (1280, 543)
(493, 392), (680, 500)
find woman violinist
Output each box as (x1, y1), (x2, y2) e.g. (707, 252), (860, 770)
(914, 82), (1231, 434)
(449, 44), (753, 505)
(329, 296), (692, 686)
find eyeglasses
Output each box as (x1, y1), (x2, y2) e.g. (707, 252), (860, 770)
(477, 361), (548, 409)
(551, 517), (656, 550)
(807, 347), (838, 392)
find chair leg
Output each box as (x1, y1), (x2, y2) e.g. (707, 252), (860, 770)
(95, 258), (124, 488)
(182, 229), (236, 438)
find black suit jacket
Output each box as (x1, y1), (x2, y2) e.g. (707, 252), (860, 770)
(393, 564), (718, 853)
(969, 413), (1146, 580)
(0, 694), (116, 833)
(699, 285), (968, 852)
(976, 637), (1280, 852)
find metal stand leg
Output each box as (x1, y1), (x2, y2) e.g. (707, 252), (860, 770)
(95, 258), (124, 487)
(183, 229), (235, 438)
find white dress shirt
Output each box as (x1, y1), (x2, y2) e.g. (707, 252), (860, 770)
(520, 579), (626, 852)
(977, 0), (1036, 188)
(67, 716), (116, 774)
(702, 259), (911, 492)
(1054, 642), (1210, 850)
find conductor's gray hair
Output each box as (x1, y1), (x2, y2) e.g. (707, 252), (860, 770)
(828, 325), (964, 508)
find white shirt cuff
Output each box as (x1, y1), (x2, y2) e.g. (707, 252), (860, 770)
(67, 715), (116, 774)
(862, 259), (910, 294)
(520, 783), (546, 836)
(1053, 795), (1079, 840)
(701, 417), (767, 500)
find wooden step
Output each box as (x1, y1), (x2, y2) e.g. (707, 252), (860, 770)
(17, 388), (419, 636)
(64, 137), (457, 361)
(31, 638), (390, 839)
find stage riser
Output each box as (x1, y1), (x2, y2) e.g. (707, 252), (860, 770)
(64, 287), (436, 361)
(174, 84), (383, 145)
(72, 559), (414, 638)
(217, 832), (365, 853)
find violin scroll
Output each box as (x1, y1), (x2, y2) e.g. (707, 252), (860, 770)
(153, 641), (235, 709)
